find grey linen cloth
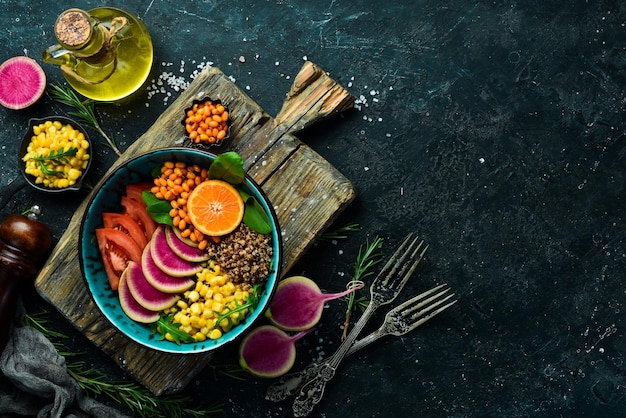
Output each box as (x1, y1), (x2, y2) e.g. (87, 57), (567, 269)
(0, 303), (130, 418)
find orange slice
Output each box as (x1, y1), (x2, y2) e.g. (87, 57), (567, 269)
(187, 179), (245, 236)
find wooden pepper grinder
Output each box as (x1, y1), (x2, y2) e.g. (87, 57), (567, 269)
(0, 212), (52, 351)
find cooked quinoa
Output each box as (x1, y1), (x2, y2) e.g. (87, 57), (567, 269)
(206, 223), (273, 285)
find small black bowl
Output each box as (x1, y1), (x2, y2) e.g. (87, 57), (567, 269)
(19, 116), (93, 193)
(181, 97), (231, 151)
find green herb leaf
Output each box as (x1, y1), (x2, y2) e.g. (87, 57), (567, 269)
(240, 190), (272, 234)
(209, 151), (245, 184)
(49, 83), (121, 156)
(32, 147), (79, 177)
(142, 190), (174, 226)
(213, 283), (263, 329)
(25, 312), (223, 417)
(342, 236), (383, 340)
(151, 313), (195, 345)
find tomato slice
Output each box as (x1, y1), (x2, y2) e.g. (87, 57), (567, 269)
(125, 182), (153, 208)
(121, 195), (158, 241)
(102, 212), (148, 249)
(96, 228), (143, 291)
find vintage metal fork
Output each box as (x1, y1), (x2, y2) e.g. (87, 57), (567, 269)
(268, 233), (426, 414)
(293, 285), (456, 417)
(266, 283), (456, 404)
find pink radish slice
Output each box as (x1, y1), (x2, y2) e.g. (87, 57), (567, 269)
(239, 325), (311, 378)
(141, 245), (195, 293)
(0, 56), (46, 110)
(150, 226), (202, 277)
(124, 261), (179, 311)
(118, 266), (160, 323)
(165, 225), (209, 262)
(265, 275), (364, 331)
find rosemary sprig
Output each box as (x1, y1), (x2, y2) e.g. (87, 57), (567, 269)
(32, 146), (78, 176)
(24, 313), (222, 417)
(342, 236), (384, 340)
(320, 222), (360, 241)
(49, 82), (122, 156)
(66, 363), (222, 418)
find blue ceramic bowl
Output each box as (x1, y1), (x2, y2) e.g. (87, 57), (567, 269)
(79, 147), (281, 354)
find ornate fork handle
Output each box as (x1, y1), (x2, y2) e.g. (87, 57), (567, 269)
(292, 363), (337, 417)
(291, 297), (381, 416)
(266, 313), (405, 402)
(266, 301), (378, 403)
(266, 362), (324, 402)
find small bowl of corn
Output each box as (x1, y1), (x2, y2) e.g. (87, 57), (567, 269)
(19, 116), (92, 192)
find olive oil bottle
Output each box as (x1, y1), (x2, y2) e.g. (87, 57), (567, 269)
(43, 7), (153, 102)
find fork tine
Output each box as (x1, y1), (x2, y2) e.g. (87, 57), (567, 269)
(398, 286), (457, 329)
(380, 234), (428, 288)
(409, 298), (457, 329)
(400, 285), (453, 315)
(376, 233), (416, 280)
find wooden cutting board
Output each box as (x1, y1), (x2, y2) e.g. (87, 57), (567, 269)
(33, 61), (355, 395)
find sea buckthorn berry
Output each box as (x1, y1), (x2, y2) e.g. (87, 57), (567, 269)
(184, 99), (229, 145)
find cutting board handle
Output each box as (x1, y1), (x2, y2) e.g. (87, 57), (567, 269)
(274, 61), (354, 134)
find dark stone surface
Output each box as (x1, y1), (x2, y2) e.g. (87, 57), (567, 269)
(1, 1), (625, 417)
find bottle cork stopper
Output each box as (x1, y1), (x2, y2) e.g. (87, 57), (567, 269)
(54, 9), (92, 47)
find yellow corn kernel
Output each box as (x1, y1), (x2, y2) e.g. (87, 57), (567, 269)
(188, 290), (200, 302)
(208, 329), (222, 340)
(190, 302), (203, 316)
(194, 332), (206, 342)
(179, 315), (191, 327)
(212, 301), (223, 313)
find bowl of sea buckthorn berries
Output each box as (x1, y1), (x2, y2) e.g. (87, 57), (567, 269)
(20, 116), (92, 192)
(182, 98), (231, 149)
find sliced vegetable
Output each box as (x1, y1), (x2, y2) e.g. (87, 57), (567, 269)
(141, 246), (195, 294)
(165, 225), (210, 262)
(239, 325), (311, 378)
(124, 261), (179, 311)
(125, 182), (153, 208)
(265, 276), (364, 331)
(118, 268), (160, 323)
(102, 212), (148, 249)
(121, 195), (158, 240)
(149, 226), (202, 277)
(0, 56), (46, 110)
(96, 228), (143, 290)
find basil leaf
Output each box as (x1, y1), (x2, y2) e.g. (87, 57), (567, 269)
(209, 151), (245, 184)
(142, 190), (174, 226)
(240, 190), (272, 235)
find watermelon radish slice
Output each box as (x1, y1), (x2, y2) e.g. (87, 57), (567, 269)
(265, 276), (364, 331)
(150, 226), (202, 277)
(165, 226), (209, 262)
(124, 261), (179, 311)
(118, 266), (160, 323)
(239, 325), (311, 378)
(0, 56), (46, 110)
(142, 245), (195, 294)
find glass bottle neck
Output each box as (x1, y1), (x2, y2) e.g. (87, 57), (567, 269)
(54, 9), (106, 58)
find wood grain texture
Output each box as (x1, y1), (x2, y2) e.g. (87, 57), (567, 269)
(33, 61), (355, 395)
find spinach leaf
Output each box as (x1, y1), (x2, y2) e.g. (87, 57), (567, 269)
(209, 151), (245, 184)
(240, 189), (272, 235)
(142, 190), (174, 226)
